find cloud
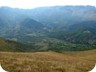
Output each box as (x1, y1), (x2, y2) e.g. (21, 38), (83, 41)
(0, 0), (95, 9)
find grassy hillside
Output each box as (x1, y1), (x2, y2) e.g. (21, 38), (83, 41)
(0, 50), (96, 72)
(0, 38), (34, 52)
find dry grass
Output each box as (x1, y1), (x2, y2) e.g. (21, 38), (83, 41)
(0, 50), (96, 72)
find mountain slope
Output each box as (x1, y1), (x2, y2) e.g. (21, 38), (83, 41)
(0, 7), (46, 42)
(48, 21), (96, 44)
(27, 6), (96, 30)
(0, 6), (96, 52)
(0, 38), (34, 52)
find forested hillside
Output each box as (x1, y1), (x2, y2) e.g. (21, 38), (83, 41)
(0, 6), (96, 52)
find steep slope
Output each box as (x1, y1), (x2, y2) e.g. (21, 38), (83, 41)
(0, 7), (46, 42)
(27, 6), (96, 30)
(67, 21), (96, 44)
(48, 21), (96, 44)
(0, 38), (34, 52)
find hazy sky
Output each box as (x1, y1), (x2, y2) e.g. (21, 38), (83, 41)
(0, 0), (95, 9)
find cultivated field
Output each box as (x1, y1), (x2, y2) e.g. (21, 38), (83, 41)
(0, 50), (96, 72)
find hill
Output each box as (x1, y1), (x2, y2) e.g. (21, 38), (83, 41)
(0, 6), (96, 52)
(0, 38), (34, 52)
(0, 50), (96, 72)
(28, 6), (96, 29)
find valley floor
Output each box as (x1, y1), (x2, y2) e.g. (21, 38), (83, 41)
(0, 50), (96, 72)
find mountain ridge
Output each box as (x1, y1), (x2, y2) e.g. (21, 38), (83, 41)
(0, 6), (96, 52)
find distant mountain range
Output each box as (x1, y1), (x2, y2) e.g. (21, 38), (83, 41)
(0, 6), (96, 52)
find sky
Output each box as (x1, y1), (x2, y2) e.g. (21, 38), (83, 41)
(0, 0), (96, 9)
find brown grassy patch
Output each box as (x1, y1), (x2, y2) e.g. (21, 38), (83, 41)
(0, 50), (96, 72)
